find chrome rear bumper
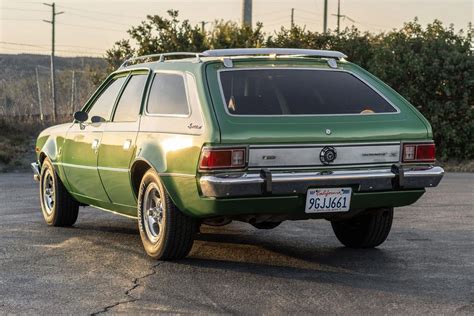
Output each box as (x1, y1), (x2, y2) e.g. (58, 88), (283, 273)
(199, 166), (444, 198)
(31, 162), (40, 181)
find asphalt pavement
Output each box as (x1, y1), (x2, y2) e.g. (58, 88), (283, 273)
(0, 172), (472, 315)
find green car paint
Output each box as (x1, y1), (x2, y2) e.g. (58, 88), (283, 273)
(35, 54), (440, 220)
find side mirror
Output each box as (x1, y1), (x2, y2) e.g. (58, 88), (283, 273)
(74, 111), (88, 123)
(91, 116), (106, 124)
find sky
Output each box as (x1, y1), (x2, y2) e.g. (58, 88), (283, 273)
(1, 0), (472, 57)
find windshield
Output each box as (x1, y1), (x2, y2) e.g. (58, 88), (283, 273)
(219, 69), (397, 115)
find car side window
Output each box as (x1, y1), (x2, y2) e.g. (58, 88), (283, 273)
(87, 76), (126, 121)
(113, 74), (148, 122)
(147, 73), (190, 116)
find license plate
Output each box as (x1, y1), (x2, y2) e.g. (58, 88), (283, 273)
(305, 187), (352, 213)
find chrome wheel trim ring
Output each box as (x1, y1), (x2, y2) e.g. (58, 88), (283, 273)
(42, 169), (55, 215)
(142, 183), (164, 244)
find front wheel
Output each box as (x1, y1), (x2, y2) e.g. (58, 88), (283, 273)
(137, 169), (198, 260)
(39, 159), (79, 227)
(331, 207), (393, 248)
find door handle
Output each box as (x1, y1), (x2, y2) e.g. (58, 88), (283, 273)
(91, 139), (100, 153)
(123, 139), (132, 151)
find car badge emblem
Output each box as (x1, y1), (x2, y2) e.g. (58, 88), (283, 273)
(320, 146), (337, 165)
(325, 129), (332, 135)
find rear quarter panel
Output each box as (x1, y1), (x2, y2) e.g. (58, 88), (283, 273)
(133, 62), (220, 215)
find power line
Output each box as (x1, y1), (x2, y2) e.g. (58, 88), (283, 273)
(2, 7), (49, 12)
(64, 11), (136, 27)
(0, 41), (104, 53)
(0, 41), (46, 48)
(56, 4), (143, 19)
(57, 22), (125, 33)
(0, 18), (41, 21)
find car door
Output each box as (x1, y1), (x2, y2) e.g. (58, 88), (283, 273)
(62, 75), (127, 202)
(97, 72), (149, 209)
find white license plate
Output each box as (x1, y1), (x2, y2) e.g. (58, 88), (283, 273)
(305, 187), (352, 213)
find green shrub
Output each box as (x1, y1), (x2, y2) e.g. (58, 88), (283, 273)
(103, 14), (472, 161)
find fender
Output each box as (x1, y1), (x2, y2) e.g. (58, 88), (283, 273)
(36, 123), (71, 187)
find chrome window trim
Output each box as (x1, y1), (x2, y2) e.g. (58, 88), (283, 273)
(216, 67), (401, 117)
(144, 70), (192, 118)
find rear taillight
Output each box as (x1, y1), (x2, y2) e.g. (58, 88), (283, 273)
(199, 147), (246, 170)
(403, 143), (436, 163)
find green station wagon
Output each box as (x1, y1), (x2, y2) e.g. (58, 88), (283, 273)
(32, 48), (444, 260)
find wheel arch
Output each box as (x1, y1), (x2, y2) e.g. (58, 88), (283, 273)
(130, 158), (155, 198)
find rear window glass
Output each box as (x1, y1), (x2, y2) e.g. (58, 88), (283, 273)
(219, 69), (397, 115)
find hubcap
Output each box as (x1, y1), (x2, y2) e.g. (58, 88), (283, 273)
(143, 183), (164, 243)
(42, 170), (55, 215)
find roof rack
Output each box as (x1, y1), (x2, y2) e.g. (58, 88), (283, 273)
(202, 48), (347, 59)
(120, 52), (203, 68)
(119, 48), (348, 68)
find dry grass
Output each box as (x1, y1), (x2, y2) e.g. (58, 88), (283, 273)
(0, 120), (45, 172)
(441, 160), (474, 173)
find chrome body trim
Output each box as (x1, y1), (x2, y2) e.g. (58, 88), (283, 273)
(248, 144), (401, 168)
(199, 166), (444, 198)
(31, 162), (40, 181)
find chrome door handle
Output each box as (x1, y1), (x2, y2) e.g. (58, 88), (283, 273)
(91, 139), (100, 153)
(123, 139), (132, 151)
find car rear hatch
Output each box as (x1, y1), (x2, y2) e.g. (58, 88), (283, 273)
(204, 59), (430, 170)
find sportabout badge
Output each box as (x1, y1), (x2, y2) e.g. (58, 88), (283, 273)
(320, 146), (337, 165)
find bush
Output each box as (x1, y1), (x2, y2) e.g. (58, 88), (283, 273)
(103, 13), (472, 161)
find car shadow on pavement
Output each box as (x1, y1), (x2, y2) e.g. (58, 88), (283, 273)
(177, 228), (451, 301)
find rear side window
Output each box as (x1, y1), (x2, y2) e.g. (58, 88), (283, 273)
(147, 73), (190, 116)
(219, 69), (397, 115)
(113, 74), (148, 122)
(88, 77), (126, 121)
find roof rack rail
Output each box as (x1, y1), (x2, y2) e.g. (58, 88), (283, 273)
(119, 48), (348, 68)
(201, 48), (347, 59)
(120, 52), (203, 68)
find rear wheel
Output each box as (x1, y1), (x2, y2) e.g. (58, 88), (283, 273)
(331, 207), (393, 248)
(39, 159), (79, 227)
(137, 169), (198, 260)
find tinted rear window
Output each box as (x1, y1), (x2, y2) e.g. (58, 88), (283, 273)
(219, 69), (397, 115)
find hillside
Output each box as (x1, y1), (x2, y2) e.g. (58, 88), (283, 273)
(0, 53), (107, 120)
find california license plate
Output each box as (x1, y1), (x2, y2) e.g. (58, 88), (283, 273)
(305, 188), (352, 213)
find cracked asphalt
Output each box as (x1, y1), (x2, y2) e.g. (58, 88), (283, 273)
(0, 172), (473, 314)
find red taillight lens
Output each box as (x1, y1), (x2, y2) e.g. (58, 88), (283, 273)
(403, 143), (436, 162)
(199, 148), (246, 170)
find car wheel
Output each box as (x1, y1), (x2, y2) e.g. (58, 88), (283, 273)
(39, 158), (79, 227)
(137, 169), (198, 260)
(331, 207), (393, 248)
(251, 221), (282, 229)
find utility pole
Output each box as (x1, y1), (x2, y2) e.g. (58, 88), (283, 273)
(337, 0), (340, 33)
(70, 70), (75, 115)
(291, 8), (295, 28)
(43, 2), (64, 123)
(323, 0), (328, 33)
(332, 0), (355, 35)
(35, 66), (44, 121)
(199, 21), (208, 34)
(241, 0), (252, 27)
